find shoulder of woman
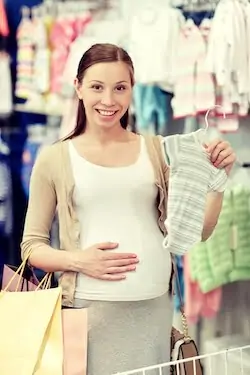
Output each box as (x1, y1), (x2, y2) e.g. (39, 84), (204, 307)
(34, 141), (66, 175)
(147, 135), (169, 176)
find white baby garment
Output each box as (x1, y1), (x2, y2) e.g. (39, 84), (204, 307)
(161, 130), (228, 256)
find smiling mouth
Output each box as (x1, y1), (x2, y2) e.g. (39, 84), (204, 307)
(96, 109), (118, 117)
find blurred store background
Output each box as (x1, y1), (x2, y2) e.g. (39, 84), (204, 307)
(1, 0), (250, 368)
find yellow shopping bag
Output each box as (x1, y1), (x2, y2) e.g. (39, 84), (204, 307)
(0, 256), (63, 375)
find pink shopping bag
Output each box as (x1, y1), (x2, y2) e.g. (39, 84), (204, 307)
(2, 264), (88, 375)
(2, 264), (39, 291)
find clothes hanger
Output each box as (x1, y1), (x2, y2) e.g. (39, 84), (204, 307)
(192, 104), (226, 147)
(204, 104), (226, 132)
(161, 105), (227, 165)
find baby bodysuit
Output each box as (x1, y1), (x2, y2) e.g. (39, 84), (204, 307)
(161, 130), (228, 255)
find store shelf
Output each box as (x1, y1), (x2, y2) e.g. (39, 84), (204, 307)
(14, 104), (62, 117)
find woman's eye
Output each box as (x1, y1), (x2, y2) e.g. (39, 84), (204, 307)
(116, 85), (126, 92)
(92, 85), (102, 91)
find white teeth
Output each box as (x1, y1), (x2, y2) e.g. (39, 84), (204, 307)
(98, 110), (116, 116)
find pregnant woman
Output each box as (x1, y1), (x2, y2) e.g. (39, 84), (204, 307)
(21, 43), (236, 375)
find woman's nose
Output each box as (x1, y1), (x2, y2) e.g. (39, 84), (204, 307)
(100, 90), (115, 106)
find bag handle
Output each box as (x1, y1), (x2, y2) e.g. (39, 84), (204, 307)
(171, 255), (190, 340)
(36, 273), (52, 290)
(3, 250), (33, 292)
(2, 250), (52, 292)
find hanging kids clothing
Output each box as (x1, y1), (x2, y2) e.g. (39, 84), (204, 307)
(0, 53), (12, 117)
(0, 0), (9, 38)
(171, 19), (215, 118)
(15, 7), (35, 99)
(184, 252), (222, 324)
(133, 84), (173, 135)
(128, 5), (184, 88)
(161, 129), (228, 256)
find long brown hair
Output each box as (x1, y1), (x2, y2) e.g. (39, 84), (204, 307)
(64, 43), (135, 140)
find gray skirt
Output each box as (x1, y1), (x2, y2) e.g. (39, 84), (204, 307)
(78, 293), (173, 375)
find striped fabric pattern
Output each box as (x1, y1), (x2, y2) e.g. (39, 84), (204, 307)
(161, 131), (228, 256)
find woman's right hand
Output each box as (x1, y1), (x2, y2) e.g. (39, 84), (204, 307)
(72, 242), (139, 281)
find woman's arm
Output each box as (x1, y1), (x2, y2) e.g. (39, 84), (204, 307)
(201, 138), (236, 241)
(201, 191), (224, 241)
(21, 147), (77, 273)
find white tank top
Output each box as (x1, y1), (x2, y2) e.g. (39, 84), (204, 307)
(69, 136), (171, 301)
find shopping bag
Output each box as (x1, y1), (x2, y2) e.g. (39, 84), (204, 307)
(62, 308), (88, 375)
(2, 263), (39, 291)
(0, 258), (63, 375)
(2, 258), (88, 375)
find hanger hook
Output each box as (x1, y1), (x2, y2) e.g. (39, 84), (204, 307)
(204, 105), (226, 131)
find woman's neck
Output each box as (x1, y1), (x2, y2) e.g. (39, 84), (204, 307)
(83, 124), (129, 145)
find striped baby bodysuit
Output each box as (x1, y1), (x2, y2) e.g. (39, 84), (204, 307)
(161, 130), (228, 256)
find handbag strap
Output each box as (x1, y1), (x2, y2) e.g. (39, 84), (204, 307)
(171, 254), (190, 340)
(150, 134), (190, 339)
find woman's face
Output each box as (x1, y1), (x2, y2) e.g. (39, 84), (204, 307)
(75, 61), (133, 130)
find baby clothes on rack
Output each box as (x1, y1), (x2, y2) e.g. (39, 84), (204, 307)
(133, 84), (173, 135)
(229, 185), (250, 282)
(190, 189), (233, 293)
(128, 6), (184, 88)
(50, 16), (76, 94)
(206, 0), (250, 111)
(0, 0), (9, 37)
(32, 12), (50, 94)
(0, 53), (12, 117)
(50, 11), (93, 95)
(189, 185), (250, 293)
(161, 130), (228, 256)
(15, 9), (35, 99)
(171, 20), (215, 118)
(184, 252), (222, 324)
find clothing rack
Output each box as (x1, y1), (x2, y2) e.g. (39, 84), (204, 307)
(182, 0), (218, 5)
(43, 0), (110, 8)
(41, 0), (111, 16)
(181, 0), (219, 11)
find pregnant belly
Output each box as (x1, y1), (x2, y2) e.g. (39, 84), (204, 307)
(76, 231), (171, 301)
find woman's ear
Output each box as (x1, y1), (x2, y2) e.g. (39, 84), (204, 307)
(74, 78), (82, 100)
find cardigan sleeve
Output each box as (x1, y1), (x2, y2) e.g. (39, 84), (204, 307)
(20, 146), (57, 261)
(156, 135), (169, 188)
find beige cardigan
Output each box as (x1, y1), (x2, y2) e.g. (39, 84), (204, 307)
(21, 135), (169, 307)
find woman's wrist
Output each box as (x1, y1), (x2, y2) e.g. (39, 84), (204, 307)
(67, 250), (84, 273)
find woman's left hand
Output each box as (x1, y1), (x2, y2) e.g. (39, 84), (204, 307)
(206, 139), (236, 176)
